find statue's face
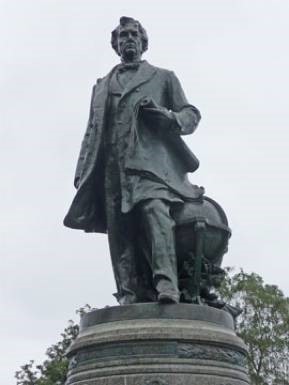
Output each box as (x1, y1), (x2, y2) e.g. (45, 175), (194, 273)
(117, 22), (142, 61)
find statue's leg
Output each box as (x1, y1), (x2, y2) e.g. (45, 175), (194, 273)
(105, 160), (137, 305)
(138, 199), (179, 303)
(106, 202), (137, 305)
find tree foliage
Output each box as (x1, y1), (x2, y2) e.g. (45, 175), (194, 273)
(220, 269), (289, 385)
(15, 306), (94, 385)
(15, 320), (79, 385)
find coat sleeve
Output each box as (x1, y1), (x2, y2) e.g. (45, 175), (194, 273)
(74, 85), (96, 188)
(168, 71), (201, 135)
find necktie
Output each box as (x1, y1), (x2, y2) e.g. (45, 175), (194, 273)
(118, 62), (140, 73)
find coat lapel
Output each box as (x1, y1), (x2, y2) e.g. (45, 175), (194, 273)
(120, 61), (157, 101)
(92, 65), (118, 109)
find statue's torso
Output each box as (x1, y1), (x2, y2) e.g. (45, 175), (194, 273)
(104, 67), (183, 214)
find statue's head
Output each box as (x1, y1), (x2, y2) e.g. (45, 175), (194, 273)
(111, 16), (148, 62)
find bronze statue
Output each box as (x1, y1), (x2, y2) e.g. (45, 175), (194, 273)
(64, 17), (231, 307)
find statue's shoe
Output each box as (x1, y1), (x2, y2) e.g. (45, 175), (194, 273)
(158, 291), (179, 304)
(118, 294), (137, 305)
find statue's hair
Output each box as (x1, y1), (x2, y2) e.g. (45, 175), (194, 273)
(111, 16), (148, 56)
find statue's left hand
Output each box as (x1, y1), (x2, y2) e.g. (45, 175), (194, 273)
(140, 98), (178, 132)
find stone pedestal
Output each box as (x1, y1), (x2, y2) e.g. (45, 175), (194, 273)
(66, 304), (250, 385)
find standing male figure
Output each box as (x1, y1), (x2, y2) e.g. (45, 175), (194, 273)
(64, 17), (203, 305)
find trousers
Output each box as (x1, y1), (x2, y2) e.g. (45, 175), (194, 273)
(104, 157), (179, 303)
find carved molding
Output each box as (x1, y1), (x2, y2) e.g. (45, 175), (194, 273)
(178, 343), (246, 367)
(68, 341), (246, 371)
(68, 355), (78, 370)
(145, 379), (168, 385)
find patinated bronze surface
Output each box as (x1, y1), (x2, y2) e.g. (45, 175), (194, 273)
(64, 17), (230, 307)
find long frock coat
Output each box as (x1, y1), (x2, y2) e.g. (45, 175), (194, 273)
(63, 61), (203, 233)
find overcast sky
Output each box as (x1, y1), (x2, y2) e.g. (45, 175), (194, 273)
(1, 1), (289, 384)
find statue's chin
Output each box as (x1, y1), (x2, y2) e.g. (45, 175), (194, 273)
(122, 48), (140, 62)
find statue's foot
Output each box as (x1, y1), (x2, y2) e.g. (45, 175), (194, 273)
(158, 291), (179, 304)
(118, 294), (137, 305)
(156, 278), (179, 304)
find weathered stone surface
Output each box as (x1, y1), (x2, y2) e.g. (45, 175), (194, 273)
(65, 304), (250, 385)
(80, 303), (234, 329)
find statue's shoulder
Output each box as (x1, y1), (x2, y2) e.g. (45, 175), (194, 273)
(91, 76), (107, 91)
(146, 62), (174, 77)
(94, 65), (119, 86)
(96, 77), (104, 85)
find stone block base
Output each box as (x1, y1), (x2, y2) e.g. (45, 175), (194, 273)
(66, 304), (250, 385)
